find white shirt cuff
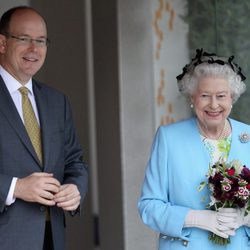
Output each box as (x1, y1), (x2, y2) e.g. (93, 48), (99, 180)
(5, 177), (17, 205)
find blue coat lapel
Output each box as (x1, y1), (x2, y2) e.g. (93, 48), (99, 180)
(227, 118), (250, 166)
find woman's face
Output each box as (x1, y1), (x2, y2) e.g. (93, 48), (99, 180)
(191, 76), (233, 130)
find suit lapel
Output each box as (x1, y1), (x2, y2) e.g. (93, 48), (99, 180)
(33, 80), (52, 170)
(0, 77), (42, 167)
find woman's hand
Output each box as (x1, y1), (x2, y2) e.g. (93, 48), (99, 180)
(184, 209), (238, 238)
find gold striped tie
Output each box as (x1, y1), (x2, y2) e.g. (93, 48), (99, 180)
(19, 87), (43, 164)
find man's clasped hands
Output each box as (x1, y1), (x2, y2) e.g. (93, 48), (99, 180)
(14, 172), (81, 211)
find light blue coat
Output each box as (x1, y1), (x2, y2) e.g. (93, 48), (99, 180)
(138, 117), (250, 249)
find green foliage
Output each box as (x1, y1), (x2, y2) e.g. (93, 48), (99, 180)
(184, 0), (250, 123)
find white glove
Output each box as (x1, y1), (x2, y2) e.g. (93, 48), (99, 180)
(184, 209), (238, 238)
(234, 208), (250, 228)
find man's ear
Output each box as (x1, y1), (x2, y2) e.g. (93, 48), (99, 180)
(0, 34), (7, 53)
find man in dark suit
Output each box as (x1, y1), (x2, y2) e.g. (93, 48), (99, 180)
(0, 6), (88, 250)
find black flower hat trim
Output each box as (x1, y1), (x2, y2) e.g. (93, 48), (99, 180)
(176, 48), (246, 81)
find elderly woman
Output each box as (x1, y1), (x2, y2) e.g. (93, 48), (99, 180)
(138, 49), (250, 249)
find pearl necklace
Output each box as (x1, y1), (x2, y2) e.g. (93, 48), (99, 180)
(198, 119), (231, 140)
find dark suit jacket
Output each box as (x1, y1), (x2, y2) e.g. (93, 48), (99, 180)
(0, 76), (88, 250)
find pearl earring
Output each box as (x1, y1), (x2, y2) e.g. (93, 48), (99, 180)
(190, 104), (194, 108)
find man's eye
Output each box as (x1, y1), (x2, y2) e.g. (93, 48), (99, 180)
(36, 39), (46, 44)
(19, 37), (29, 42)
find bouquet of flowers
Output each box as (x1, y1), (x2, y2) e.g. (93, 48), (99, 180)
(199, 159), (250, 245)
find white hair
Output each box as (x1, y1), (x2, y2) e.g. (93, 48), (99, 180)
(178, 62), (246, 103)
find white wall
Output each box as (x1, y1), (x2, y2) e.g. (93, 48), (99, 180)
(119, 1), (157, 249)
(119, 1), (190, 249)
(152, 0), (190, 128)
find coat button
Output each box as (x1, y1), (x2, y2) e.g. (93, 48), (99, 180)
(182, 240), (189, 247)
(40, 206), (46, 212)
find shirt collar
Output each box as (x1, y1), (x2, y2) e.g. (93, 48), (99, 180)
(0, 65), (33, 95)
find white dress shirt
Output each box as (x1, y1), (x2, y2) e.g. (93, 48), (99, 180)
(0, 66), (40, 205)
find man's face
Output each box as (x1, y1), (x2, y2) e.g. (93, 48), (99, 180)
(0, 9), (48, 84)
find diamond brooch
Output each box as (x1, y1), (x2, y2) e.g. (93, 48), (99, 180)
(239, 133), (250, 143)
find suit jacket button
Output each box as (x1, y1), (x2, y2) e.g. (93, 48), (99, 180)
(40, 206), (46, 212)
